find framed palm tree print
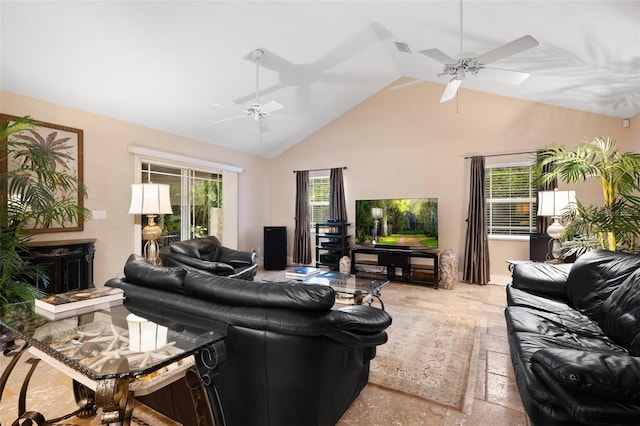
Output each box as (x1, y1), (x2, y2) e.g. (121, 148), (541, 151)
(1, 114), (84, 232)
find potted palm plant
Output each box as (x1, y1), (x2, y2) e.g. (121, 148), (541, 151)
(534, 136), (640, 256)
(1, 115), (90, 305)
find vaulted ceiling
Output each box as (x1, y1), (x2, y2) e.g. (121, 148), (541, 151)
(2, 1), (639, 158)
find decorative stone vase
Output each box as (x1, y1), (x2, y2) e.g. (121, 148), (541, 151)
(339, 256), (352, 275)
(439, 249), (458, 290)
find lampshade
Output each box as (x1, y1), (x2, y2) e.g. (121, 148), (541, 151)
(537, 189), (576, 217)
(128, 184), (172, 215)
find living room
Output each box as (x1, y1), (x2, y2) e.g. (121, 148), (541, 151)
(3, 86), (638, 286)
(2, 1), (640, 425)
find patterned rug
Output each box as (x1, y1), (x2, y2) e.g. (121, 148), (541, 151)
(369, 304), (480, 412)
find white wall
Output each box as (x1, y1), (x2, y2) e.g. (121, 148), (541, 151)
(2, 90), (272, 286)
(270, 79), (631, 282)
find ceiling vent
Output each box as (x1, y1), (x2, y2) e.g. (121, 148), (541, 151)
(394, 41), (411, 53)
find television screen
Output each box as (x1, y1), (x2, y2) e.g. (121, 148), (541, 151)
(355, 198), (438, 249)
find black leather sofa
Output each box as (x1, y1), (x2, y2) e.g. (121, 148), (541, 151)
(159, 236), (258, 281)
(505, 249), (640, 426)
(106, 255), (392, 426)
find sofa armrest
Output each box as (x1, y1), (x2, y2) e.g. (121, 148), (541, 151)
(531, 348), (640, 404)
(511, 262), (571, 299)
(162, 252), (235, 275)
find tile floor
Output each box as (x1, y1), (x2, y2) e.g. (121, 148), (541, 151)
(0, 270), (529, 425)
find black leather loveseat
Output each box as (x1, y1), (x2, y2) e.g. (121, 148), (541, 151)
(505, 249), (640, 426)
(106, 255), (392, 426)
(160, 236), (258, 280)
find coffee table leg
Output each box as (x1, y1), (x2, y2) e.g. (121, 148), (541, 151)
(369, 289), (385, 310)
(73, 380), (97, 418)
(186, 340), (227, 426)
(96, 377), (135, 425)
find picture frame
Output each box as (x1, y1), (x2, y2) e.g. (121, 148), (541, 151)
(1, 113), (84, 233)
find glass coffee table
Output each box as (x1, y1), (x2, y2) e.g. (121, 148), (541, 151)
(302, 272), (390, 309)
(0, 301), (227, 426)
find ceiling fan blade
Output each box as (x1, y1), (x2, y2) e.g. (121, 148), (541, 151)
(440, 79), (462, 103)
(245, 49), (296, 74)
(212, 103), (245, 113)
(233, 82), (287, 104)
(480, 67), (531, 85)
(475, 35), (539, 65)
(212, 115), (248, 124)
(391, 77), (430, 91)
(420, 48), (457, 65)
(260, 100), (284, 114)
(260, 118), (271, 133)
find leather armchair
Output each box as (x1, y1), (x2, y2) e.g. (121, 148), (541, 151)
(160, 236), (257, 280)
(106, 254), (392, 426)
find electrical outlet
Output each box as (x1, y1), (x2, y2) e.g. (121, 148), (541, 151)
(92, 210), (107, 220)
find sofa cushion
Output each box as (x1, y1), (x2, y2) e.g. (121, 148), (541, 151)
(565, 249), (640, 319)
(123, 254), (186, 293)
(507, 285), (573, 314)
(598, 268), (640, 354)
(530, 351), (640, 426)
(183, 271), (335, 311)
(531, 348), (640, 404)
(511, 262), (571, 300)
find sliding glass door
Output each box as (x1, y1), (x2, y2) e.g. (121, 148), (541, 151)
(140, 162), (223, 248)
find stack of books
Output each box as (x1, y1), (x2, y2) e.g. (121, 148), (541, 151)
(35, 287), (125, 320)
(284, 266), (322, 279)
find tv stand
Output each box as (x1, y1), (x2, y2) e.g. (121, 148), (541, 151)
(350, 246), (440, 289)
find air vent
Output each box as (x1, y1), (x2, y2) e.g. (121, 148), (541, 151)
(394, 41), (412, 53)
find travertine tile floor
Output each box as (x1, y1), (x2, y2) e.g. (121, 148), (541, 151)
(0, 270), (528, 425)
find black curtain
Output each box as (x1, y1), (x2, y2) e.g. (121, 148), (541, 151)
(536, 154), (557, 233)
(463, 156), (490, 285)
(329, 168), (347, 221)
(293, 171), (312, 264)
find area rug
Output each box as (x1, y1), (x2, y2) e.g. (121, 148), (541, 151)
(369, 304), (480, 413)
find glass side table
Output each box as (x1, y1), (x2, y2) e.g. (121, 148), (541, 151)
(0, 301), (227, 426)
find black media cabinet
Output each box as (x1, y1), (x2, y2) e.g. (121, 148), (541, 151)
(315, 222), (350, 270)
(351, 246), (440, 289)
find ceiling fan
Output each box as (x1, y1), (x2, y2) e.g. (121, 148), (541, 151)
(213, 48), (284, 133)
(392, 0), (539, 102)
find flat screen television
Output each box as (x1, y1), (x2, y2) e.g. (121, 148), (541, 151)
(355, 198), (438, 250)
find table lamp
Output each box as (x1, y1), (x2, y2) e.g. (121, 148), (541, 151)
(128, 183), (172, 265)
(537, 189), (576, 263)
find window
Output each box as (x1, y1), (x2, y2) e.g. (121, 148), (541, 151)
(485, 162), (537, 236)
(309, 175), (329, 229)
(140, 162), (223, 247)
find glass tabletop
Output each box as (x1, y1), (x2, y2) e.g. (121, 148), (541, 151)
(302, 272), (390, 296)
(0, 301), (225, 381)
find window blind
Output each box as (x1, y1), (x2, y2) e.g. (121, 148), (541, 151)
(485, 163), (537, 236)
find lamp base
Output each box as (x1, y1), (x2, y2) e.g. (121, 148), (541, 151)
(545, 238), (563, 264)
(144, 239), (161, 266)
(142, 215), (163, 265)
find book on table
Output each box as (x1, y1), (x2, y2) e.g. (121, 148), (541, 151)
(35, 298), (124, 321)
(284, 266), (322, 279)
(35, 287), (125, 313)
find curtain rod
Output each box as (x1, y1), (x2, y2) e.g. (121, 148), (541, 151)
(463, 149), (539, 159)
(292, 166), (347, 173)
